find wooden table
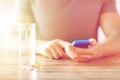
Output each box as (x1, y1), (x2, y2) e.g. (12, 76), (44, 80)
(0, 50), (120, 80)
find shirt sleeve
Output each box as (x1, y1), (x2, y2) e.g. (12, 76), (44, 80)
(101, 0), (117, 13)
(14, 0), (34, 23)
(10, 0), (34, 35)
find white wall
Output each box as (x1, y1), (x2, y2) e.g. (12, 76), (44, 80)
(0, 0), (15, 17)
(116, 0), (120, 14)
(98, 0), (120, 43)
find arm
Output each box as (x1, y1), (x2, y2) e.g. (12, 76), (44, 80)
(95, 12), (120, 57)
(65, 13), (120, 62)
(65, 0), (120, 62)
(92, 0), (120, 57)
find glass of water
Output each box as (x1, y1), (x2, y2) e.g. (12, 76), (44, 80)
(18, 23), (36, 70)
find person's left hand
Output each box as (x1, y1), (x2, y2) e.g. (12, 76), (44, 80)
(65, 38), (99, 62)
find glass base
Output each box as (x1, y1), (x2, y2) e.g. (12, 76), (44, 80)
(18, 64), (40, 71)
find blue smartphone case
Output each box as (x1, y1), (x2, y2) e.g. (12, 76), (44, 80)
(72, 40), (91, 48)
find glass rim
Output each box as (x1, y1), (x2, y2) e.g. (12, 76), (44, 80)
(18, 23), (36, 26)
(18, 23), (36, 30)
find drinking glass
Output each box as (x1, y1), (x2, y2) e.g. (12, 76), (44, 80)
(18, 23), (36, 70)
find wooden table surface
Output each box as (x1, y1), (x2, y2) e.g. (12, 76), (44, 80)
(0, 50), (120, 80)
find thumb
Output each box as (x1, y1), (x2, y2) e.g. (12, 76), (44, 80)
(65, 45), (78, 60)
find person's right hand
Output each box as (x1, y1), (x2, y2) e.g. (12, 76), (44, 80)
(37, 39), (71, 59)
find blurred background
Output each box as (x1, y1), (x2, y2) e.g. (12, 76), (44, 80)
(0, 0), (14, 17)
(0, 0), (15, 17)
(0, 0), (15, 35)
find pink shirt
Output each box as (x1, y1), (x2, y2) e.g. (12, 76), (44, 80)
(16, 0), (117, 42)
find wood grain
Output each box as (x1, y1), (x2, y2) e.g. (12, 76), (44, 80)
(0, 51), (120, 80)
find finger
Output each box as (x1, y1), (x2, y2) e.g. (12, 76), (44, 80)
(54, 39), (71, 58)
(73, 55), (92, 62)
(45, 48), (54, 59)
(65, 45), (92, 62)
(38, 47), (54, 59)
(57, 39), (71, 47)
(50, 46), (60, 59)
(61, 48), (69, 58)
(57, 48), (68, 58)
(54, 43), (66, 57)
(65, 45), (78, 59)
(66, 45), (92, 55)
(89, 38), (97, 47)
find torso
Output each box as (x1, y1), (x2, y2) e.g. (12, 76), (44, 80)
(32, 0), (104, 42)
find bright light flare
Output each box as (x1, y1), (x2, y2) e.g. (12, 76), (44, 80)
(0, 15), (16, 51)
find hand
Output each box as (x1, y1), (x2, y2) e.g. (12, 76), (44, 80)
(38, 39), (70, 59)
(65, 38), (98, 62)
